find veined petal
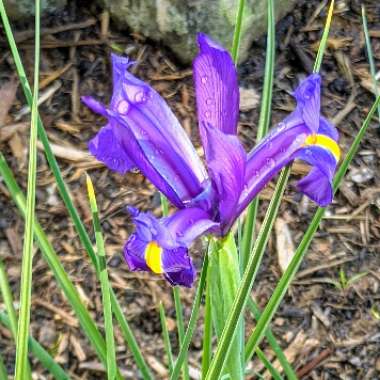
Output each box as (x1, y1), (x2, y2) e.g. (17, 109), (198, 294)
(293, 74), (321, 133)
(203, 123), (246, 229)
(193, 33), (239, 151)
(88, 121), (135, 174)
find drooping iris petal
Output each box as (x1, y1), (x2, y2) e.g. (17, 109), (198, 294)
(124, 207), (216, 287)
(88, 122), (135, 174)
(319, 116), (339, 141)
(293, 73), (321, 133)
(202, 123), (246, 229)
(193, 33), (239, 153)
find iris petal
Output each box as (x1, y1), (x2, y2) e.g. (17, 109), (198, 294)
(193, 33), (239, 151)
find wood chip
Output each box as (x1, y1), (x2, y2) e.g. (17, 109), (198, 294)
(275, 217), (295, 273)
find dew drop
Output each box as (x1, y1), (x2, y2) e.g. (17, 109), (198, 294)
(201, 76), (208, 84)
(277, 122), (286, 132)
(206, 98), (214, 105)
(254, 170), (260, 178)
(117, 100), (129, 115)
(266, 157), (275, 168)
(204, 111), (211, 118)
(134, 91), (146, 103)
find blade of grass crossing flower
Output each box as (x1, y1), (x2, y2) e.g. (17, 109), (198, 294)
(362, 5), (380, 127)
(244, 95), (380, 362)
(0, 312), (70, 379)
(241, 0), (275, 272)
(14, 1), (40, 377)
(231, 0), (246, 63)
(255, 347), (284, 380)
(313, 0), (334, 73)
(205, 167), (290, 380)
(0, 153), (124, 380)
(201, 272), (212, 379)
(247, 298), (297, 379)
(0, 5), (152, 377)
(169, 255), (208, 380)
(87, 175), (117, 380)
(159, 302), (174, 373)
(160, 194), (190, 380)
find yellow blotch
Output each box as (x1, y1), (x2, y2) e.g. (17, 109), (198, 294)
(305, 134), (341, 162)
(145, 241), (163, 274)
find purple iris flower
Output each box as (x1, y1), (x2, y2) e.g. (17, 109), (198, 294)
(82, 33), (340, 287)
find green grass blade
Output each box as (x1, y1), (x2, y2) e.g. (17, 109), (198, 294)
(241, 0), (275, 272)
(204, 167), (290, 380)
(244, 95), (380, 361)
(247, 298), (297, 379)
(87, 175), (117, 380)
(159, 302), (174, 373)
(313, 0), (334, 73)
(0, 312), (70, 379)
(201, 275), (212, 379)
(14, 0), (40, 377)
(0, 153), (124, 380)
(231, 0), (246, 63)
(160, 195), (189, 380)
(362, 5), (380, 127)
(0, 5), (152, 377)
(169, 255), (208, 380)
(255, 347), (284, 380)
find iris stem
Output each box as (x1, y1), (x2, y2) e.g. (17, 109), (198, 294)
(231, 0), (246, 63)
(159, 302), (174, 373)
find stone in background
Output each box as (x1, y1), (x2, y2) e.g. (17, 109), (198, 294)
(99, 0), (296, 62)
(4, 0), (66, 19)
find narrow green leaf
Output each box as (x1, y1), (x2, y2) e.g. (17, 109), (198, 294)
(244, 95), (380, 362)
(87, 175), (117, 380)
(204, 167), (290, 380)
(201, 275), (212, 379)
(14, 0), (40, 377)
(0, 4), (152, 377)
(0, 153), (124, 380)
(255, 347), (284, 380)
(241, 0), (275, 272)
(362, 5), (380, 127)
(231, 0), (246, 63)
(247, 298), (297, 380)
(0, 312), (70, 379)
(313, 0), (335, 73)
(159, 302), (174, 373)
(0, 352), (7, 379)
(169, 255), (208, 380)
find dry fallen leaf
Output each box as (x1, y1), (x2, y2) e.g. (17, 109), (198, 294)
(275, 217), (295, 273)
(0, 78), (18, 126)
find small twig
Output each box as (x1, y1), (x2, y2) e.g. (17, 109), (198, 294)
(296, 348), (332, 378)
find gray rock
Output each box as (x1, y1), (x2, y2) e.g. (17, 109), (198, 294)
(4, 0), (66, 20)
(101, 0), (295, 63)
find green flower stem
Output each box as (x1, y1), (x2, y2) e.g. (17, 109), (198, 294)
(231, 0), (246, 63)
(256, 347), (284, 380)
(0, 4), (152, 377)
(201, 274), (212, 379)
(205, 167), (290, 380)
(244, 95), (380, 362)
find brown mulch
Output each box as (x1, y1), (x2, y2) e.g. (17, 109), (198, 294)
(0, 0), (380, 379)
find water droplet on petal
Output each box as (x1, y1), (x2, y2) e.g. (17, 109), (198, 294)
(206, 98), (213, 105)
(204, 111), (211, 118)
(254, 170), (260, 178)
(266, 158), (275, 168)
(134, 91), (146, 103)
(277, 122), (286, 132)
(117, 100), (129, 115)
(201, 76), (208, 84)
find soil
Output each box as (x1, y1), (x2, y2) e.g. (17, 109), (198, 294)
(0, 0), (379, 379)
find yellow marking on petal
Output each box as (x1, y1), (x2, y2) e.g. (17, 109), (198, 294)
(145, 241), (163, 274)
(305, 134), (341, 162)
